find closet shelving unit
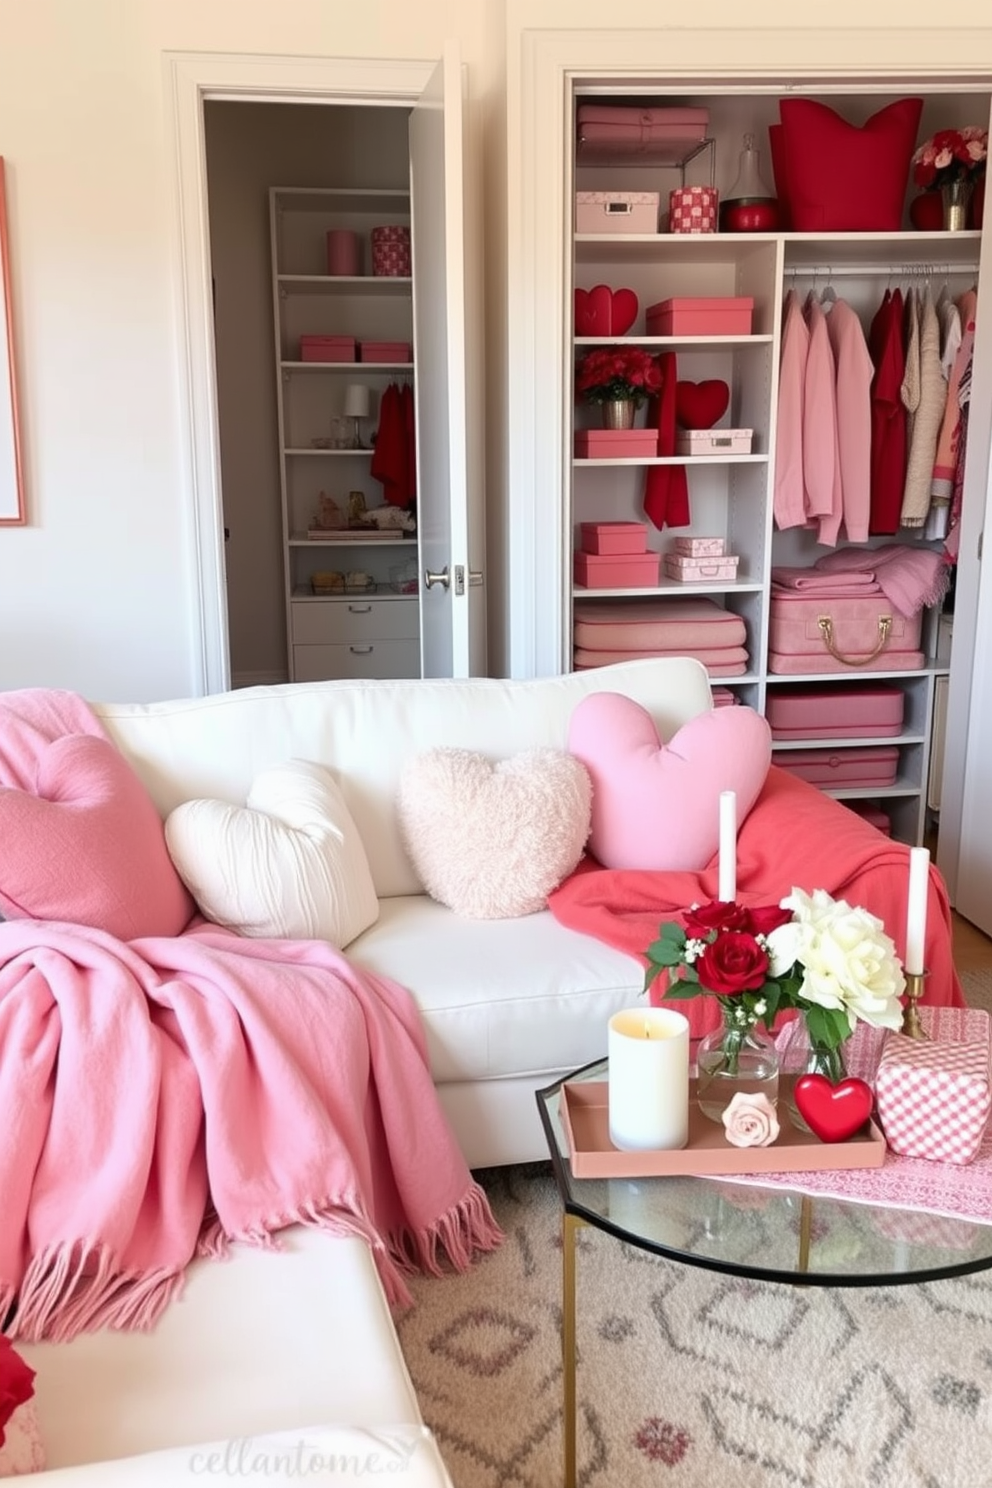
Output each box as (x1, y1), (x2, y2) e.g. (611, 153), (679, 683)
(569, 94), (987, 844)
(270, 186), (420, 683)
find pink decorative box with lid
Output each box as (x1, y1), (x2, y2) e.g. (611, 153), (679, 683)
(647, 297), (754, 336)
(772, 746), (899, 788)
(580, 521), (648, 555)
(663, 553), (740, 583)
(358, 340), (412, 363)
(767, 687), (905, 740)
(673, 536), (726, 558)
(574, 429), (659, 458)
(875, 1008), (992, 1165)
(575, 191), (660, 234)
(675, 429), (753, 456)
(573, 551), (660, 589)
(299, 335), (356, 363)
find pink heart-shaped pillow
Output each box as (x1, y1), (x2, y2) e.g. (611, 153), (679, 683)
(675, 380), (730, 430)
(574, 284), (639, 337)
(568, 695), (771, 871)
(0, 734), (194, 939)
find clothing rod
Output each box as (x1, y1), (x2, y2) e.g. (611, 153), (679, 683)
(785, 262), (979, 278)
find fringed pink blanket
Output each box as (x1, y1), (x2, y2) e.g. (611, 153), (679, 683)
(0, 688), (500, 1342)
(548, 766), (964, 1041)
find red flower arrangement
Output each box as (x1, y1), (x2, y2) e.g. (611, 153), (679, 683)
(0, 1336), (35, 1449)
(575, 345), (663, 406)
(913, 126), (988, 190)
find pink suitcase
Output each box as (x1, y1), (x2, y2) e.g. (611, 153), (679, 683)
(768, 592), (923, 674)
(766, 687), (905, 740)
(576, 105), (709, 154)
(773, 747), (900, 788)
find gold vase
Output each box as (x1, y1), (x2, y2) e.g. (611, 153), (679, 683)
(941, 178), (973, 233)
(601, 398), (637, 430)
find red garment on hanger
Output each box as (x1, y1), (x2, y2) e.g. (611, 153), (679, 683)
(642, 352), (690, 531)
(868, 289), (907, 535)
(370, 382), (416, 507)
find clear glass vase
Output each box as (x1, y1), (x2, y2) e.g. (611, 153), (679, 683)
(696, 1010), (779, 1124)
(781, 1019), (849, 1132)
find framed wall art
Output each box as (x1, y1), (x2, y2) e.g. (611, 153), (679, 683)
(0, 158), (25, 525)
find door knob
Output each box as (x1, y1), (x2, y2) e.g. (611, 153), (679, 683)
(424, 566), (450, 590)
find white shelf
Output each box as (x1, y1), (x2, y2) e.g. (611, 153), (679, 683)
(284, 447), (374, 457)
(772, 734), (926, 751)
(273, 186), (410, 213)
(291, 585), (415, 600)
(574, 335), (773, 348)
(277, 274), (411, 296)
(573, 454), (768, 467)
(823, 779), (923, 801)
(289, 534), (413, 547)
(574, 230), (982, 270)
(573, 580), (763, 599)
(766, 664), (949, 684)
(281, 360), (414, 372)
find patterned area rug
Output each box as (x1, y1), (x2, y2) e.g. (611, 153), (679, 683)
(398, 972), (992, 1488)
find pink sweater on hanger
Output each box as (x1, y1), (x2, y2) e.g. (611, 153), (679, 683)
(825, 298), (873, 544)
(773, 290), (810, 530)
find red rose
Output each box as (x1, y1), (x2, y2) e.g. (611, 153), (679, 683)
(747, 903), (793, 936)
(0, 1337), (35, 1448)
(696, 931), (769, 996)
(683, 900), (751, 938)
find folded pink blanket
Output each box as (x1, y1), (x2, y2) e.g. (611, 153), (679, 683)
(0, 918), (501, 1342)
(771, 567), (881, 596)
(773, 544), (949, 617)
(574, 646), (748, 674)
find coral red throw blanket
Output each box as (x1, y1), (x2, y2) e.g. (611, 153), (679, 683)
(0, 691), (500, 1342)
(549, 766), (964, 1040)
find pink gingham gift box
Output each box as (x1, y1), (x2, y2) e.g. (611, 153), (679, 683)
(875, 1007), (991, 1165)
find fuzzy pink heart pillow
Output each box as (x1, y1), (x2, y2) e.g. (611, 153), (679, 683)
(0, 734), (195, 938)
(568, 695), (771, 871)
(398, 748), (592, 918)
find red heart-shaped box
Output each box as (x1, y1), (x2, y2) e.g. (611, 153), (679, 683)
(575, 284), (639, 337)
(794, 1074), (874, 1143)
(675, 379), (730, 430)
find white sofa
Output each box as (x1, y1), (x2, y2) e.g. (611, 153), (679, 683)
(17, 657), (713, 1483)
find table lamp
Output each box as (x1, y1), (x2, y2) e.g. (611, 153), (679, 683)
(343, 384), (371, 448)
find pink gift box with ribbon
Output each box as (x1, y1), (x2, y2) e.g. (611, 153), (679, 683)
(669, 185), (718, 234)
(875, 1007), (992, 1165)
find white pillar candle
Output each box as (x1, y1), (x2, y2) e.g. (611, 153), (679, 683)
(905, 846), (930, 976)
(608, 1008), (690, 1151)
(718, 789), (737, 903)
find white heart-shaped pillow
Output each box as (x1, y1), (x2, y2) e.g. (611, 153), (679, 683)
(398, 748), (592, 919)
(165, 759), (378, 948)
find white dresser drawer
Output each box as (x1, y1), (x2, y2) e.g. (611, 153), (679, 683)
(292, 598), (419, 646)
(293, 639), (421, 682)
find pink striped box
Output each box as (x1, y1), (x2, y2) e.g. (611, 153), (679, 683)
(875, 1008), (991, 1165)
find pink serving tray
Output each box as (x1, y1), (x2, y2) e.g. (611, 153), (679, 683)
(560, 1080), (886, 1178)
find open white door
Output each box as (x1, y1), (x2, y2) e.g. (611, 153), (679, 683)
(409, 41), (484, 678)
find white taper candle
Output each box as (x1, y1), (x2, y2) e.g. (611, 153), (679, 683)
(905, 846), (930, 977)
(718, 789), (737, 903)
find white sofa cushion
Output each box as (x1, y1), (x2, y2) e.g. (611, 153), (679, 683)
(346, 895), (643, 1082)
(164, 760), (379, 947)
(93, 659), (712, 900)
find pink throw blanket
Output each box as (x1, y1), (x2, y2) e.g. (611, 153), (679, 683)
(772, 544), (950, 618)
(0, 917), (501, 1342)
(548, 766), (963, 1041)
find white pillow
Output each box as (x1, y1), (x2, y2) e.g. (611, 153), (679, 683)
(397, 747), (592, 919)
(165, 760), (378, 948)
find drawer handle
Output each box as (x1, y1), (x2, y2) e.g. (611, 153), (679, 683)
(348, 604), (372, 614)
(605, 201), (633, 216)
(349, 646), (374, 655)
(817, 615), (892, 666)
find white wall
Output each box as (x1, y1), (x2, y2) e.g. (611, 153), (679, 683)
(0, 0), (493, 702)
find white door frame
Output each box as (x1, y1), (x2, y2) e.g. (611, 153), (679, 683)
(164, 51), (434, 696)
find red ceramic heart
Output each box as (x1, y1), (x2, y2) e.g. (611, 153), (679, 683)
(574, 284), (639, 337)
(675, 379), (730, 430)
(793, 1074), (874, 1143)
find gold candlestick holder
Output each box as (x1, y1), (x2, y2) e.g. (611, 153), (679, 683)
(901, 969), (929, 1040)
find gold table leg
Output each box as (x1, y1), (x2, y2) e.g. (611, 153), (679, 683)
(562, 1211), (585, 1488)
(797, 1193), (812, 1274)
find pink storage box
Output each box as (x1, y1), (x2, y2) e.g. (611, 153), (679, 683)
(711, 687), (740, 708)
(675, 429), (753, 456)
(875, 1008), (992, 1165)
(669, 186), (718, 235)
(673, 536), (726, 558)
(358, 341), (412, 362)
(646, 296), (754, 336)
(574, 429), (659, 458)
(580, 521), (648, 555)
(573, 551), (660, 589)
(575, 191), (660, 234)
(576, 105), (709, 153)
(663, 554), (739, 583)
(299, 335), (356, 363)
(768, 593), (923, 672)
(772, 746), (899, 788)
(847, 802), (892, 834)
(766, 687), (905, 740)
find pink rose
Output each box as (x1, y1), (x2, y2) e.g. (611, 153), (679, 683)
(721, 1092), (780, 1148)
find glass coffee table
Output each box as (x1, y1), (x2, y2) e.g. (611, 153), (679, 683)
(537, 1056), (992, 1488)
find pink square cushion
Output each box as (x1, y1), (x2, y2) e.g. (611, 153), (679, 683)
(0, 734), (195, 939)
(775, 97), (923, 232)
(568, 694), (771, 871)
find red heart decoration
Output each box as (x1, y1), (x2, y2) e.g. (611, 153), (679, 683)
(675, 380), (730, 430)
(794, 1074), (874, 1143)
(574, 284), (639, 337)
